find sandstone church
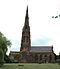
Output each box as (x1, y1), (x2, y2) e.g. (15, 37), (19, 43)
(9, 6), (56, 63)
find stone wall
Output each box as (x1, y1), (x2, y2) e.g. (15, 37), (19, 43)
(29, 52), (55, 63)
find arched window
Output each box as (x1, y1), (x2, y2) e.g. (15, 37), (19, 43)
(44, 55), (47, 57)
(26, 36), (28, 42)
(40, 55), (42, 60)
(49, 54), (52, 62)
(35, 54), (38, 61)
(23, 36), (25, 42)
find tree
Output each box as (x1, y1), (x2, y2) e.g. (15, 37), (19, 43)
(0, 32), (11, 63)
(0, 48), (4, 66)
(0, 32), (11, 53)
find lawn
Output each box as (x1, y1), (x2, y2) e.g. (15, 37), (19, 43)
(0, 63), (60, 69)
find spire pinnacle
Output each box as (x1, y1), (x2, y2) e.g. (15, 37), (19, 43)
(26, 5), (28, 18)
(23, 5), (29, 27)
(27, 5), (28, 13)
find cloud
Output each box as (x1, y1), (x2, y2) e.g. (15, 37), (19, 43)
(32, 36), (52, 46)
(10, 39), (20, 51)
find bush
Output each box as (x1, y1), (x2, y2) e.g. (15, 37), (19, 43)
(0, 49), (4, 67)
(4, 55), (11, 63)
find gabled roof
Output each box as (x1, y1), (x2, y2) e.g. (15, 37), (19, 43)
(30, 46), (53, 53)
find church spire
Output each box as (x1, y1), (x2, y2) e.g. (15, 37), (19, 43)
(24, 5), (29, 26)
(26, 5), (28, 18)
(20, 6), (31, 52)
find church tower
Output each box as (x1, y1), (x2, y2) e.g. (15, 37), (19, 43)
(20, 6), (31, 52)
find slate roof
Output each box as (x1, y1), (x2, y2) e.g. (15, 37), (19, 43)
(30, 46), (53, 53)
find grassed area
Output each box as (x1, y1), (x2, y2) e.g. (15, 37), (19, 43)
(0, 63), (60, 69)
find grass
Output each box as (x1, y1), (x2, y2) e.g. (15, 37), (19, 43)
(0, 63), (60, 69)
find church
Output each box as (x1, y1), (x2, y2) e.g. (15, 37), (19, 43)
(9, 6), (56, 63)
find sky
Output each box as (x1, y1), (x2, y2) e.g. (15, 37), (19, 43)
(0, 0), (60, 55)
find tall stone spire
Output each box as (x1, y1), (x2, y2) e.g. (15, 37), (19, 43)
(24, 5), (29, 29)
(20, 6), (31, 52)
(26, 6), (28, 19)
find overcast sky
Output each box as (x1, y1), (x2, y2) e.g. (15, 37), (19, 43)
(0, 0), (60, 55)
